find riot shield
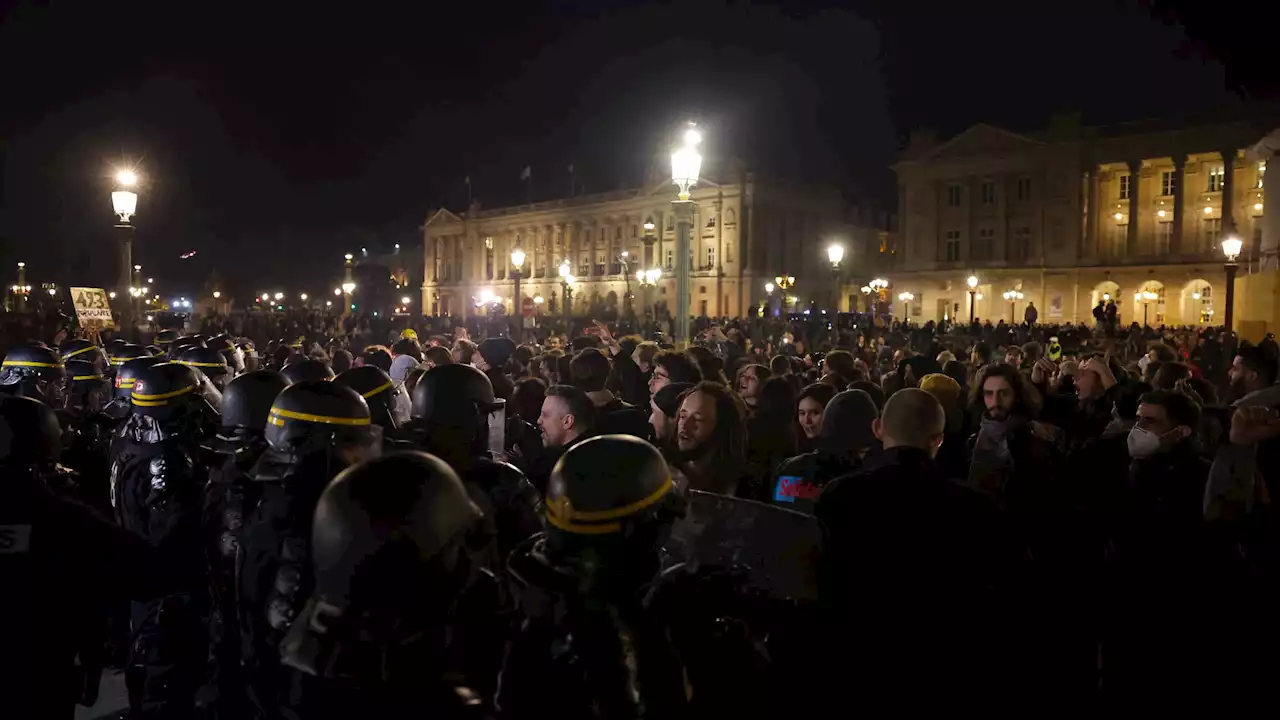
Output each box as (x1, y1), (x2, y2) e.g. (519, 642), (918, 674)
(663, 490), (821, 601)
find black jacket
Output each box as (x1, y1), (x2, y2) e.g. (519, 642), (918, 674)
(594, 397), (652, 440)
(814, 446), (1024, 700)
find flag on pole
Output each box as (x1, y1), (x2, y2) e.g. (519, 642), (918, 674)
(568, 163), (575, 196)
(464, 175), (472, 205)
(520, 165), (532, 180)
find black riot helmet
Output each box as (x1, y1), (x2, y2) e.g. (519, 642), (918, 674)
(145, 345), (164, 357)
(280, 451), (481, 678)
(0, 344), (66, 404)
(281, 358), (335, 385)
(154, 329), (181, 347)
(334, 366), (398, 430)
(544, 435), (683, 575)
(179, 345), (231, 387)
(410, 363), (497, 428)
(64, 358), (110, 412)
(108, 343), (148, 368)
(105, 355), (164, 419)
(112, 356), (165, 400)
(209, 334), (245, 374)
(130, 361), (211, 420)
(59, 338), (107, 370)
(265, 381), (373, 457)
(221, 370), (288, 433)
(106, 337), (130, 355)
(0, 395), (63, 468)
(167, 336), (205, 359)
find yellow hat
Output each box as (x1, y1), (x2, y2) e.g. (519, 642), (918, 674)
(400, 328), (418, 340)
(919, 372), (962, 408)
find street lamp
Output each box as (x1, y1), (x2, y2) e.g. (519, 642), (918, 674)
(112, 168), (140, 331)
(637, 267), (662, 325)
(966, 275), (979, 323)
(1139, 289), (1159, 326)
(1222, 234), (1243, 331)
(826, 243), (844, 311)
(510, 247), (526, 338)
(559, 260), (574, 320)
(775, 274), (796, 313)
(897, 291), (914, 321)
(670, 123), (702, 347)
(1002, 289), (1024, 323)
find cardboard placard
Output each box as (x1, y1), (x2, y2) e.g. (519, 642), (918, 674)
(70, 287), (118, 329)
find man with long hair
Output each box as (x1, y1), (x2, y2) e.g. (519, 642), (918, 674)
(672, 381), (750, 496)
(965, 362), (1059, 505)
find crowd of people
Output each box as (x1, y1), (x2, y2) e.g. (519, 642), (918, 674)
(3, 305), (1280, 716)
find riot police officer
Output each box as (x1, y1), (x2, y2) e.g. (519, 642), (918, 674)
(208, 333), (246, 375)
(201, 369), (289, 717)
(110, 361), (216, 717)
(59, 359), (115, 509)
(154, 329), (181, 350)
(179, 344), (232, 391)
(167, 335), (205, 360)
(280, 357), (335, 384)
(335, 364), (402, 432)
(104, 355), (165, 421)
(0, 395), (155, 716)
(108, 342), (149, 374)
(499, 435), (688, 719)
(0, 343), (66, 405)
(60, 337), (108, 374)
(278, 452), (491, 717)
(238, 380), (379, 718)
(410, 363), (540, 565)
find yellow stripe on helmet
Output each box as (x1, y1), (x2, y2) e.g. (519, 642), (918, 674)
(132, 384), (197, 401)
(360, 380), (395, 399)
(62, 345), (99, 359)
(267, 407), (372, 427)
(3, 360), (61, 368)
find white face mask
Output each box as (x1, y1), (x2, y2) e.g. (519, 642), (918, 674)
(1127, 426), (1167, 458)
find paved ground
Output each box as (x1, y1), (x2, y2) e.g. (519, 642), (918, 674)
(75, 670), (128, 720)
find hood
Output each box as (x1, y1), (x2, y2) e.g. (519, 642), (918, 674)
(818, 389), (879, 454)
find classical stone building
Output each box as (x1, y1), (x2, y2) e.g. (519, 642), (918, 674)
(421, 171), (885, 321)
(887, 116), (1280, 330)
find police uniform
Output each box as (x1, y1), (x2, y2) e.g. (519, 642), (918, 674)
(279, 452), (490, 717)
(109, 362), (214, 717)
(0, 344), (66, 405)
(499, 435), (688, 719)
(238, 381), (377, 718)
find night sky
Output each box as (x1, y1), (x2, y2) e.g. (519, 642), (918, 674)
(0, 0), (1269, 300)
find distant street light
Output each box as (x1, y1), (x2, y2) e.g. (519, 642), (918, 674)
(299, 293), (308, 301)
(670, 123), (702, 346)
(967, 275), (979, 323)
(1222, 234), (1243, 332)
(112, 168), (140, 330)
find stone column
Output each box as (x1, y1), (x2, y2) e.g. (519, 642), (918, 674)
(1172, 153), (1187, 253)
(1262, 150), (1280, 271)
(1086, 167), (1100, 258)
(1221, 148), (1237, 235)
(1127, 159), (1141, 254)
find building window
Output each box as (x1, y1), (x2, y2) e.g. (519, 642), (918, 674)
(1012, 226), (1031, 261)
(1258, 161), (1266, 189)
(700, 300), (708, 317)
(946, 185), (962, 207)
(665, 248), (673, 268)
(1156, 221), (1172, 254)
(944, 230), (962, 262)
(705, 213), (716, 228)
(1016, 177), (1032, 201)
(976, 227), (994, 259)
(1119, 174), (1131, 200)
(1203, 217), (1222, 250)
(980, 182), (996, 204)
(1208, 164), (1225, 192)
(600, 228), (606, 242)
(615, 226), (623, 240)
(632, 225), (638, 238)
(1161, 170), (1175, 197)
(706, 246), (715, 267)
(666, 216), (674, 231)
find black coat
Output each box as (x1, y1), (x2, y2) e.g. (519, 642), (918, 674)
(814, 446), (1025, 701)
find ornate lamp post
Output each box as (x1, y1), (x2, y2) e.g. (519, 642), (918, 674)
(670, 124), (702, 347)
(15, 262), (29, 312)
(966, 275), (979, 323)
(510, 246), (526, 338)
(559, 260), (574, 321)
(341, 253), (357, 318)
(869, 277), (888, 320)
(775, 274), (796, 314)
(112, 169), (139, 330)
(1002, 289), (1024, 323)
(636, 267), (662, 327)
(1222, 234), (1242, 331)
(826, 243), (844, 311)
(898, 291), (914, 321)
